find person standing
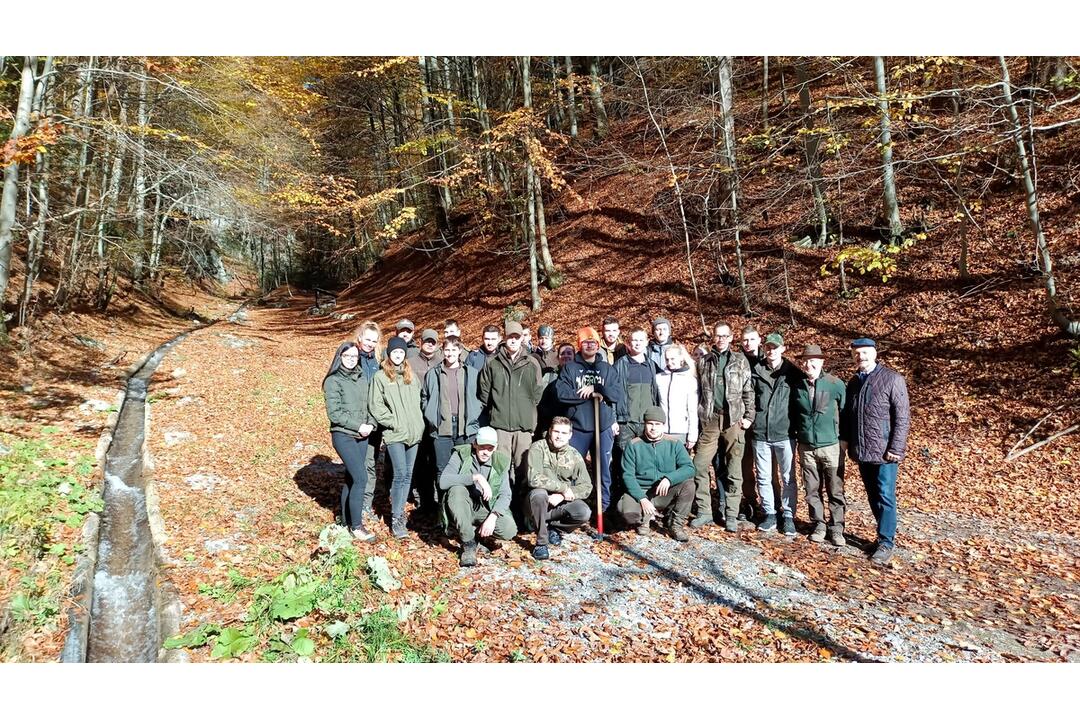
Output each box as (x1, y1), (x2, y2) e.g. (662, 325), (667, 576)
(524, 417), (593, 560)
(599, 316), (627, 365)
(421, 337), (481, 506)
(478, 321), (544, 500)
(533, 324), (560, 377)
(842, 338), (910, 565)
(690, 323), (754, 531)
(466, 324), (502, 370)
(439, 426), (518, 567)
(556, 327), (625, 512)
(443, 319), (462, 342)
(738, 324), (765, 522)
(536, 342), (576, 440)
(646, 317), (674, 373)
(616, 406), (695, 541)
(391, 319), (421, 359)
(792, 344), (847, 546)
(354, 320), (385, 520)
(322, 342), (377, 542)
(656, 343), (699, 450)
(370, 336), (425, 539)
(408, 328), (444, 512)
(750, 333), (802, 536)
(408, 329), (443, 377)
(613, 328), (660, 458)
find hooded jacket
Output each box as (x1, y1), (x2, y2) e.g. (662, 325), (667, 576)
(656, 366), (699, 444)
(646, 339), (673, 374)
(370, 365), (425, 445)
(479, 346), (543, 432)
(555, 352), (625, 433)
(421, 362), (481, 439)
(322, 344), (373, 437)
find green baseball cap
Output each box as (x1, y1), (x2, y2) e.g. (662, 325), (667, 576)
(764, 333), (784, 347)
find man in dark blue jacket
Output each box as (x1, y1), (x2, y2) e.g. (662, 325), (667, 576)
(556, 327), (625, 512)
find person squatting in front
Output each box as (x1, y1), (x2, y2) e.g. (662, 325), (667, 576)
(439, 426), (518, 567)
(523, 416), (593, 560)
(616, 406), (696, 542)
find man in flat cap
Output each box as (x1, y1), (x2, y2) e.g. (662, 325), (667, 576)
(616, 406), (695, 542)
(842, 338), (910, 565)
(792, 344), (847, 545)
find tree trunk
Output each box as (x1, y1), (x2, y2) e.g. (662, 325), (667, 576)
(418, 56), (451, 234)
(0, 56), (36, 335)
(761, 56), (770, 133)
(717, 56), (751, 316)
(587, 57), (609, 138)
(796, 60), (829, 246)
(18, 56), (53, 328)
(565, 57), (578, 140)
(873, 56), (904, 242)
(132, 64), (149, 283)
(521, 57), (541, 311)
(999, 57), (1080, 337)
(56, 56), (96, 306)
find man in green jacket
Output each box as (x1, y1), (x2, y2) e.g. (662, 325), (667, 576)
(616, 406), (695, 542)
(439, 426), (519, 567)
(751, 333), (802, 536)
(479, 321), (544, 499)
(792, 344), (847, 546)
(524, 417), (593, 560)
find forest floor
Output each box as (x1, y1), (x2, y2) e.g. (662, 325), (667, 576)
(140, 291), (1077, 663)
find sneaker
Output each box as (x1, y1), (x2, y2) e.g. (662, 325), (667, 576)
(460, 541), (477, 567)
(670, 525), (690, 543)
(724, 517), (738, 533)
(391, 515), (408, 539)
(870, 545), (894, 565)
(757, 514), (777, 533)
(548, 528), (563, 546)
(350, 525), (376, 543)
(809, 525), (827, 543)
(689, 515), (715, 528)
(828, 529), (847, 547)
(531, 544), (550, 560)
(636, 521), (652, 536)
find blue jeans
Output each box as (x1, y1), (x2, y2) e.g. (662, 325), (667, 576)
(859, 462), (897, 548)
(331, 432), (369, 530)
(570, 426), (614, 511)
(753, 438), (797, 518)
(386, 442), (418, 519)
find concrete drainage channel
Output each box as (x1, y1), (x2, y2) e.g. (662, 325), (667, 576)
(61, 305), (249, 662)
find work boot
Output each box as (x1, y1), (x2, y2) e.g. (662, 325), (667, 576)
(724, 516), (739, 533)
(669, 524), (690, 543)
(828, 527), (846, 547)
(689, 515), (715, 528)
(870, 545), (894, 565)
(548, 528), (563, 546)
(460, 541), (477, 567)
(391, 514), (408, 539)
(531, 544), (550, 560)
(757, 514), (777, 533)
(809, 524), (827, 543)
(636, 520), (652, 536)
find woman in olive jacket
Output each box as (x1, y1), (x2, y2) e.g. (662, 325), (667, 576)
(323, 342), (377, 542)
(370, 336), (425, 538)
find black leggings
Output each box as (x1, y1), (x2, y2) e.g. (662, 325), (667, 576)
(332, 431), (369, 530)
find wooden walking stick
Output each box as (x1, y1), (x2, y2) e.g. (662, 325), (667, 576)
(593, 394), (603, 536)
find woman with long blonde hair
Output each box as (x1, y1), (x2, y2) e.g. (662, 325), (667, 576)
(369, 336), (425, 538)
(656, 342), (699, 451)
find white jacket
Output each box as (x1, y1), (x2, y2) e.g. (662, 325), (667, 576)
(656, 368), (699, 445)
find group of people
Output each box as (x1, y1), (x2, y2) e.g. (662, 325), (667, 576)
(322, 314), (910, 567)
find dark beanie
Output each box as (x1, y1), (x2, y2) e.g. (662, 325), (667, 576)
(643, 405), (666, 424)
(387, 336), (408, 355)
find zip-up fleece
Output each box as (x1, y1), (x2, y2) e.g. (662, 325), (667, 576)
(421, 363), (481, 439)
(656, 367), (699, 444)
(621, 435), (695, 501)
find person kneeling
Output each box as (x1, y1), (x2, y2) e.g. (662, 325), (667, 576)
(524, 416), (593, 560)
(616, 406), (695, 542)
(439, 426), (519, 567)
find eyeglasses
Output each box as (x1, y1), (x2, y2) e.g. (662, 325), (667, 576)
(714, 334), (731, 339)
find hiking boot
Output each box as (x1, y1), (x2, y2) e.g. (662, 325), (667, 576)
(809, 525), (827, 543)
(870, 545), (894, 565)
(391, 514), (408, 539)
(757, 514), (777, 533)
(460, 541), (477, 567)
(636, 521), (652, 536)
(828, 528), (846, 547)
(689, 515), (715, 529)
(531, 544), (550, 561)
(548, 528), (563, 546)
(725, 517), (739, 533)
(351, 525), (376, 543)
(670, 525), (690, 543)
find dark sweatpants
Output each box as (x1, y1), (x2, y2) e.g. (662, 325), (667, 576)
(526, 489), (591, 546)
(331, 431), (369, 531)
